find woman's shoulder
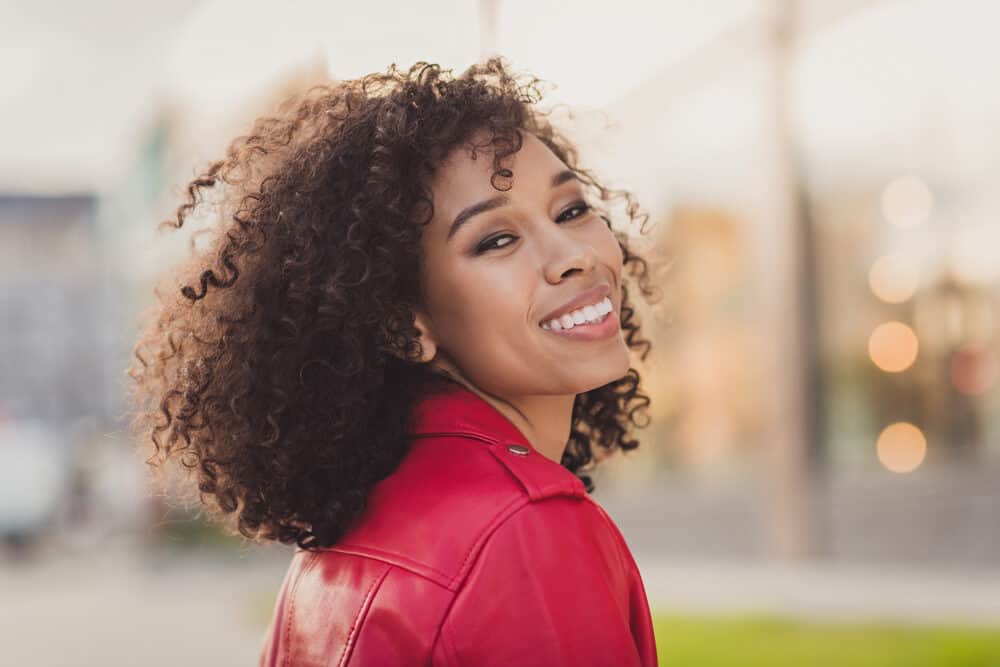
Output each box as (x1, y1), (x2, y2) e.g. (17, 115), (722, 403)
(258, 438), (638, 667)
(324, 432), (589, 590)
(259, 452), (623, 667)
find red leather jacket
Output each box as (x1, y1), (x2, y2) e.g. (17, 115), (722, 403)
(259, 379), (658, 666)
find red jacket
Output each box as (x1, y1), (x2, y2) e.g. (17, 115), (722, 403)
(259, 379), (658, 666)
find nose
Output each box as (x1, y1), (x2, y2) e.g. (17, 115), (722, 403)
(542, 233), (599, 284)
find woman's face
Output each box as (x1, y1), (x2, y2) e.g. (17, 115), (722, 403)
(413, 130), (631, 397)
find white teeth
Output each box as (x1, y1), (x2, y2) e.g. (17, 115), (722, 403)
(541, 296), (613, 331)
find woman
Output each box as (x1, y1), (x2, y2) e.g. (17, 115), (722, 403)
(127, 57), (660, 666)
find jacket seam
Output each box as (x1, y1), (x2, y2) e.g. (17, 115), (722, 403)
(443, 617), (463, 666)
(333, 465), (532, 593)
(407, 430), (498, 445)
(428, 498), (550, 661)
(336, 562), (392, 667)
(449, 494), (530, 588)
(283, 551), (319, 667)
(329, 544), (454, 589)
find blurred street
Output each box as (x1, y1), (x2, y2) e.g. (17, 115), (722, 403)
(3, 539), (999, 666)
(637, 557), (1000, 627)
(0, 544), (289, 667)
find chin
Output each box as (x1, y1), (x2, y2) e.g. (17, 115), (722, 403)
(576, 358), (632, 393)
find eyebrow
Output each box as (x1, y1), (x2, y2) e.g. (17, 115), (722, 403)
(446, 169), (581, 243)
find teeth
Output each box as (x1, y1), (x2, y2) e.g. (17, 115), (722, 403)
(540, 296), (613, 331)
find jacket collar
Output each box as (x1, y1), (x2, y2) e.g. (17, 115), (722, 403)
(403, 373), (588, 500)
(405, 375), (534, 449)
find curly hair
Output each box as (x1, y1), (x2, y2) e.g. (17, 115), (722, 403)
(126, 57), (659, 550)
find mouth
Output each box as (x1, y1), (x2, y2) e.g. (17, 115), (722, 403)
(539, 296), (620, 341)
(539, 295), (613, 330)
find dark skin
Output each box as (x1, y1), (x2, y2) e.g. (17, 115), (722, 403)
(405, 131), (630, 463)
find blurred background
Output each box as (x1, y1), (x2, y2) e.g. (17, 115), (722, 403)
(2, 0), (999, 664)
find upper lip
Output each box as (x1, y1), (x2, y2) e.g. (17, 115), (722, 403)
(538, 283), (611, 325)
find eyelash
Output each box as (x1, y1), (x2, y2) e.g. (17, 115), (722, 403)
(475, 202), (592, 254)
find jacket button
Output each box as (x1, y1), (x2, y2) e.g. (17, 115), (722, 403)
(506, 444), (530, 456)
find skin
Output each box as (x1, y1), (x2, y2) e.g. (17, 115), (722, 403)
(405, 130), (631, 464)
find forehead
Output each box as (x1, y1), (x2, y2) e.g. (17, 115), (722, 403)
(428, 131), (568, 219)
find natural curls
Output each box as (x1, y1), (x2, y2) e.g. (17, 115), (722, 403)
(126, 57), (659, 550)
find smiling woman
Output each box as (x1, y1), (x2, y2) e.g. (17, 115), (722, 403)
(411, 129), (640, 463)
(126, 57), (661, 666)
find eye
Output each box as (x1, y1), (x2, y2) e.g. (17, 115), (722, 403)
(556, 201), (591, 223)
(475, 234), (516, 254)
(473, 201), (593, 254)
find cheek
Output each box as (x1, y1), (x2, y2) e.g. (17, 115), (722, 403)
(430, 274), (524, 343)
(593, 225), (625, 275)
(434, 287), (534, 383)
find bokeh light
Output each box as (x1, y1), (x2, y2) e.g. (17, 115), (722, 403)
(951, 343), (1000, 396)
(868, 254), (919, 303)
(868, 321), (919, 372)
(880, 175), (933, 228)
(876, 422), (927, 473)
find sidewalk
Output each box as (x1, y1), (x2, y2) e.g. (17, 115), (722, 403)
(0, 546), (289, 667)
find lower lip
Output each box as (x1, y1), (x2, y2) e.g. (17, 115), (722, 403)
(540, 310), (620, 341)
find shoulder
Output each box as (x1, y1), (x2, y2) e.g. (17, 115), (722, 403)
(429, 487), (652, 666)
(323, 433), (588, 592)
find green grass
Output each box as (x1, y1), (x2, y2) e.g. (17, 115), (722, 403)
(654, 612), (1000, 666)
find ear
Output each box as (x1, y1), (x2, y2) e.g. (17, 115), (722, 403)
(411, 308), (438, 363)
(384, 307), (438, 364)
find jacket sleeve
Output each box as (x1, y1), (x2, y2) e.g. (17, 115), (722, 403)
(430, 496), (658, 667)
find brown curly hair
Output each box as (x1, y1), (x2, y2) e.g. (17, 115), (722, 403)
(126, 57), (659, 550)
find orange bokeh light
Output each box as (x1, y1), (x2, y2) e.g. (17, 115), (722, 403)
(877, 422), (927, 473)
(869, 321), (919, 372)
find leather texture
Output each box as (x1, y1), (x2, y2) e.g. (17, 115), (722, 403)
(258, 378), (658, 666)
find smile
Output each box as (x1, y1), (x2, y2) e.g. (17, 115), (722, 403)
(540, 296), (613, 331)
(539, 297), (619, 341)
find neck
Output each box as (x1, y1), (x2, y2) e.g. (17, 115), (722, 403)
(430, 369), (574, 464)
